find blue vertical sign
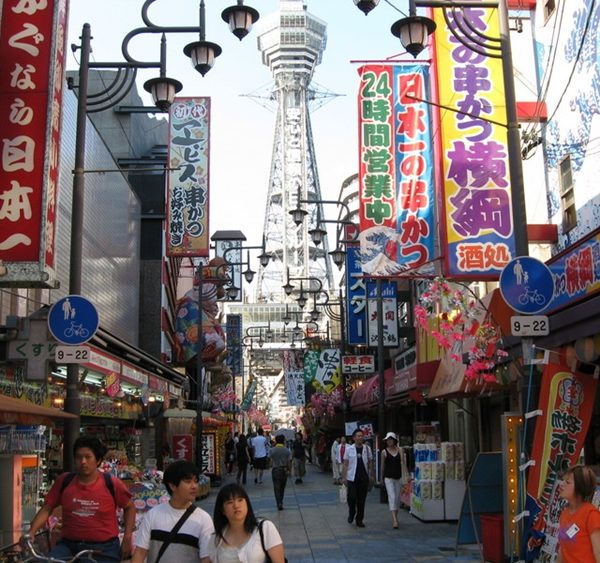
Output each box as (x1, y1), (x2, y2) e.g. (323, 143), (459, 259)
(345, 246), (367, 345)
(225, 314), (243, 376)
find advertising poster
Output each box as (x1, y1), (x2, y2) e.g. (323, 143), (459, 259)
(167, 97), (210, 256)
(523, 364), (597, 561)
(358, 63), (436, 277)
(432, 3), (516, 278)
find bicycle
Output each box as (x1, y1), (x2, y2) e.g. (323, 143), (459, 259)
(17, 537), (99, 563)
(63, 322), (89, 339)
(517, 286), (546, 306)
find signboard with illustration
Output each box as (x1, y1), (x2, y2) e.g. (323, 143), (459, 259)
(432, 4), (515, 278)
(358, 64), (436, 276)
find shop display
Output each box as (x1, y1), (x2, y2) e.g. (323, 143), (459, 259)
(411, 442), (466, 521)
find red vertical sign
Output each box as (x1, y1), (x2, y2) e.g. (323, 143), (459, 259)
(0, 0), (68, 282)
(172, 434), (193, 462)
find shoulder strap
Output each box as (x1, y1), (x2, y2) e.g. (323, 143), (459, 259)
(59, 472), (76, 496)
(155, 504), (196, 563)
(103, 473), (116, 502)
(258, 519), (268, 554)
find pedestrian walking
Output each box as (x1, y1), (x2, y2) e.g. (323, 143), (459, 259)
(342, 428), (374, 528)
(269, 434), (292, 510)
(251, 427), (269, 484)
(209, 483), (286, 563)
(556, 465), (600, 563)
(132, 460), (214, 563)
(331, 436), (341, 484)
(292, 432), (306, 484)
(336, 436), (347, 483)
(224, 432), (236, 475)
(380, 431), (402, 528)
(235, 434), (251, 485)
(28, 436), (136, 563)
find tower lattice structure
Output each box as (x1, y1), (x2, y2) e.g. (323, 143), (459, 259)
(255, 0), (334, 303)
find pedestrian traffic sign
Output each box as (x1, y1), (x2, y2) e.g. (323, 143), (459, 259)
(499, 257), (554, 314)
(48, 295), (99, 345)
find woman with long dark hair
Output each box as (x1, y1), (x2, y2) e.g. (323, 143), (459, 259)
(209, 483), (285, 563)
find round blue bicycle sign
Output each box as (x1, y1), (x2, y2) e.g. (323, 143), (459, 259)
(499, 257), (554, 314)
(48, 295), (99, 345)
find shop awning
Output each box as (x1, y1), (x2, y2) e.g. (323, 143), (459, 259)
(350, 368), (394, 410)
(0, 395), (77, 424)
(385, 359), (440, 403)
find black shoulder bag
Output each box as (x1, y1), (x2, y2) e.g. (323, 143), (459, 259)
(258, 519), (288, 563)
(155, 504), (196, 563)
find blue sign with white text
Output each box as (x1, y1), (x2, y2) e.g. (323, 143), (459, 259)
(345, 246), (367, 345)
(48, 295), (99, 345)
(499, 257), (554, 314)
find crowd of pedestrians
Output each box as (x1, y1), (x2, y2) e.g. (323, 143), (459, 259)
(28, 431), (600, 563)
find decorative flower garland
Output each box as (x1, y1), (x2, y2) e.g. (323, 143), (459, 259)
(246, 405), (269, 426)
(309, 386), (343, 417)
(212, 383), (239, 413)
(414, 278), (508, 382)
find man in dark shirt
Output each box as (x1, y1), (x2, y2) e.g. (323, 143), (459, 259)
(292, 432), (306, 484)
(269, 435), (292, 510)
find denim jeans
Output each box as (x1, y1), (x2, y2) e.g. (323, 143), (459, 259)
(50, 537), (120, 563)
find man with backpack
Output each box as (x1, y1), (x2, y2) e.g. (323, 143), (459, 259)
(28, 436), (136, 562)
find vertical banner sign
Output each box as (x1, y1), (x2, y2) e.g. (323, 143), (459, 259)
(345, 246), (367, 345)
(523, 364), (597, 561)
(303, 349), (341, 394)
(0, 0), (68, 285)
(167, 97), (210, 257)
(225, 314), (243, 376)
(241, 380), (257, 411)
(366, 281), (399, 347)
(358, 64), (436, 276)
(214, 239), (242, 301)
(285, 370), (305, 407)
(201, 432), (216, 474)
(432, 4), (515, 279)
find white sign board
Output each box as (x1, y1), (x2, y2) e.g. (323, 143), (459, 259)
(510, 315), (550, 337)
(55, 345), (91, 364)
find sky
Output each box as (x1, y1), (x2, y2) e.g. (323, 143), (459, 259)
(66, 0), (412, 267)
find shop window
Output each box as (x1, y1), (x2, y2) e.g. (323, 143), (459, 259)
(559, 155), (577, 232)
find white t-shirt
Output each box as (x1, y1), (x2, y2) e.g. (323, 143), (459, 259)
(252, 436), (269, 459)
(208, 520), (282, 563)
(343, 443), (373, 482)
(134, 502), (214, 562)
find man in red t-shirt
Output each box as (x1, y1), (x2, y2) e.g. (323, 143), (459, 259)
(28, 436), (136, 562)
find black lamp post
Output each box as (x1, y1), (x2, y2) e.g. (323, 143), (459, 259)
(63, 0), (259, 471)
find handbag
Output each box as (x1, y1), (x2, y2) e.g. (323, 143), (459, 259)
(339, 484), (347, 503)
(155, 504), (196, 563)
(258, 519), (288, 563)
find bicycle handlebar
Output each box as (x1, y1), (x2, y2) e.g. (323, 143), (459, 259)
(21, 537), (99, 563)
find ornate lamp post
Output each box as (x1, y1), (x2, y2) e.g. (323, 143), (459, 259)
(63, 0), (260, 471)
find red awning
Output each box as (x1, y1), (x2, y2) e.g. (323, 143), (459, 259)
(0, 395), (77, 424)
(385, 360), (440, 402)
(350, 368), (394, 410)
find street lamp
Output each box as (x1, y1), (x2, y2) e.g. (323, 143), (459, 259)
(63, 0), (260, 471)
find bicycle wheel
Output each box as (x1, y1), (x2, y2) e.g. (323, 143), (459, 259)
(64, 328), (74, 338)
(518, 293), (529, 305)
(79, 328), (89, 338)
(535, 294), (545, 305)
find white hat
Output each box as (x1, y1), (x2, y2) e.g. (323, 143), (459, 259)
(384, 432), (398, 442)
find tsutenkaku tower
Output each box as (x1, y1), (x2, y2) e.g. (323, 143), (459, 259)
(254, 0), (334, 302)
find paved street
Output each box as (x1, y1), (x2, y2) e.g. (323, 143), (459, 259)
(199, 463), (483, 562)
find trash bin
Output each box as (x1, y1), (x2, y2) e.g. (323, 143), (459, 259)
(480, 513), (504, 563)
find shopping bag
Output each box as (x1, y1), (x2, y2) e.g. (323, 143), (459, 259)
(339, 484), (347, 503)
